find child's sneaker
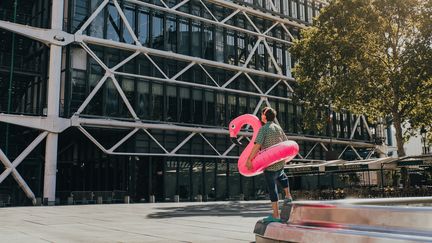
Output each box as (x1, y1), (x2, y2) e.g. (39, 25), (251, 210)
(262, 215), (282, 223)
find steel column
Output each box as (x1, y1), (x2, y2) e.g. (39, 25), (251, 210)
(43, 0), (64, 205)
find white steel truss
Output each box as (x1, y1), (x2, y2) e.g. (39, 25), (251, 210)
(0, 0), (382, 203)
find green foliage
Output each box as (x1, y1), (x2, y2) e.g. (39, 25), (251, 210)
(291, 0), (432, 154)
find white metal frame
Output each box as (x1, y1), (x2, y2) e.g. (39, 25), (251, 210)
(0, 0), (380, 203)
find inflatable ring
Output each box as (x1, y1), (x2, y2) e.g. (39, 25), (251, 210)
(229, 114), (299, 177)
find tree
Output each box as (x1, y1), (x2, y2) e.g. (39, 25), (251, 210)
(290, 0), (432, 157)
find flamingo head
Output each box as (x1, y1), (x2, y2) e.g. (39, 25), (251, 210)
(228, 116), (245, 146)
(229, 114), (260, 146)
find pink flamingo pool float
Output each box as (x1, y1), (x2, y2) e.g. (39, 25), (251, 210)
(229, 114), (299, 177)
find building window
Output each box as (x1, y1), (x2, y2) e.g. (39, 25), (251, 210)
(166, 16), (177, 52)
(193, 89), (203, 124)
(291, 0), (298, 19)
(137, 81), (150, 119)
(179, 19), (190, 55)
(226, 31), (235, 64)
(152, 15), (164, 50)
(191, 21), (202, 57)
(107, 4), (121, 41)
(203, 25), (214, 60)
(179, 87), (191, 122)
(205, 90), (215, 125)
(166, 85), (177, 122)
(138, 10), (149, 46)
(151, 83), (163, 120)
(123, 7), (135, 44)
(216, 93), (225, 126)
(237, 34), (246, 66)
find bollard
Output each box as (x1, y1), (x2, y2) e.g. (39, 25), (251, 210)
(174, 195), (180, 202)
(239, 194), (245, 201)
(67, 197), (74, 205)
(97, 196), (103, 204)
(149, 195), (155, 203)
(35, 197), (42, 206)
(197, 194), (203, 202)
(124, 195), (130, 204)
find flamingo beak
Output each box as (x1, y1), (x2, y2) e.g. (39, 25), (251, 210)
(231, 137), (242, 146)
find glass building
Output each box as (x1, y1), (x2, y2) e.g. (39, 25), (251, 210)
(0, 0), (378, 206)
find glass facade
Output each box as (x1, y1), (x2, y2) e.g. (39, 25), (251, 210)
(0, 0), (373, 205)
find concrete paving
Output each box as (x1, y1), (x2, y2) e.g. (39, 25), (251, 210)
(0, 200), (271, 243)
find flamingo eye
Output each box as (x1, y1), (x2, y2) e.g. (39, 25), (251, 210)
(231, 124), (235, 129)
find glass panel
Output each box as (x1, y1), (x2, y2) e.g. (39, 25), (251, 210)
(179, 19), (190, 55)
(166, 85), (177, 122)
(137, 81), (150, 119)
(278, 101), (287, 130)
(291, 0), (298, 19)
(227, 95), (237, 121)
(191, 161), (203, 200)
(192, 89), (203, 124)
(122, 78), (135, 116)
(205, 161), (216, 201)
(239, 96), (247, 115)
(191, 22), (201, 57)
(237, 34), (246, 66)
(215, 27), (224, 62)
(242, 176), (254, 200)
(257, 43), (265, 71)
(151, 83), (163, 120)
(226, 31), (235, 64)
(203, 25), (214, 60)
(123, 8), (135, 44)
(105, 80), (118, 116)
(165, 160), (177, 201)
(152, 15), (164, 50)
(107, 4), (120, 41)
(178, 160), (190, 201)
(179, 87), (191, 122)
(138, 11), (149, 46)
(228, 162), (240, 199)
(89, 1), (104, 38)
(216, 93), (225, 126)
(308, 4), (313, 23)
(166, 16), (177, 51)
(285, 49), (292, 77)
(299, 0), (305, 21)
(216, 160), (227, 200)
(205, 90), (215, 125)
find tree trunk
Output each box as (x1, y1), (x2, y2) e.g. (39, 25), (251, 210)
(392, 112), (406, 157)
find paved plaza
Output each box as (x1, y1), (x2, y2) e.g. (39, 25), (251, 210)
(0, 201), (270, 242)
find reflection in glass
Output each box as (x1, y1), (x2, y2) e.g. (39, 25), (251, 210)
(166, 17), (177, 51)
(123, 8), (135, 44)
(152, 15), (164, 50)
(138, 11), (149, 46)
(203, 25), (214, 60)
(107, 4), (120, 41)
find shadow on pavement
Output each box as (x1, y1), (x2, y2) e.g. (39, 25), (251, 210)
(147, 201), (270, 219)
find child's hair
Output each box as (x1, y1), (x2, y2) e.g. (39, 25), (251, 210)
(262, 107), (276, 121)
